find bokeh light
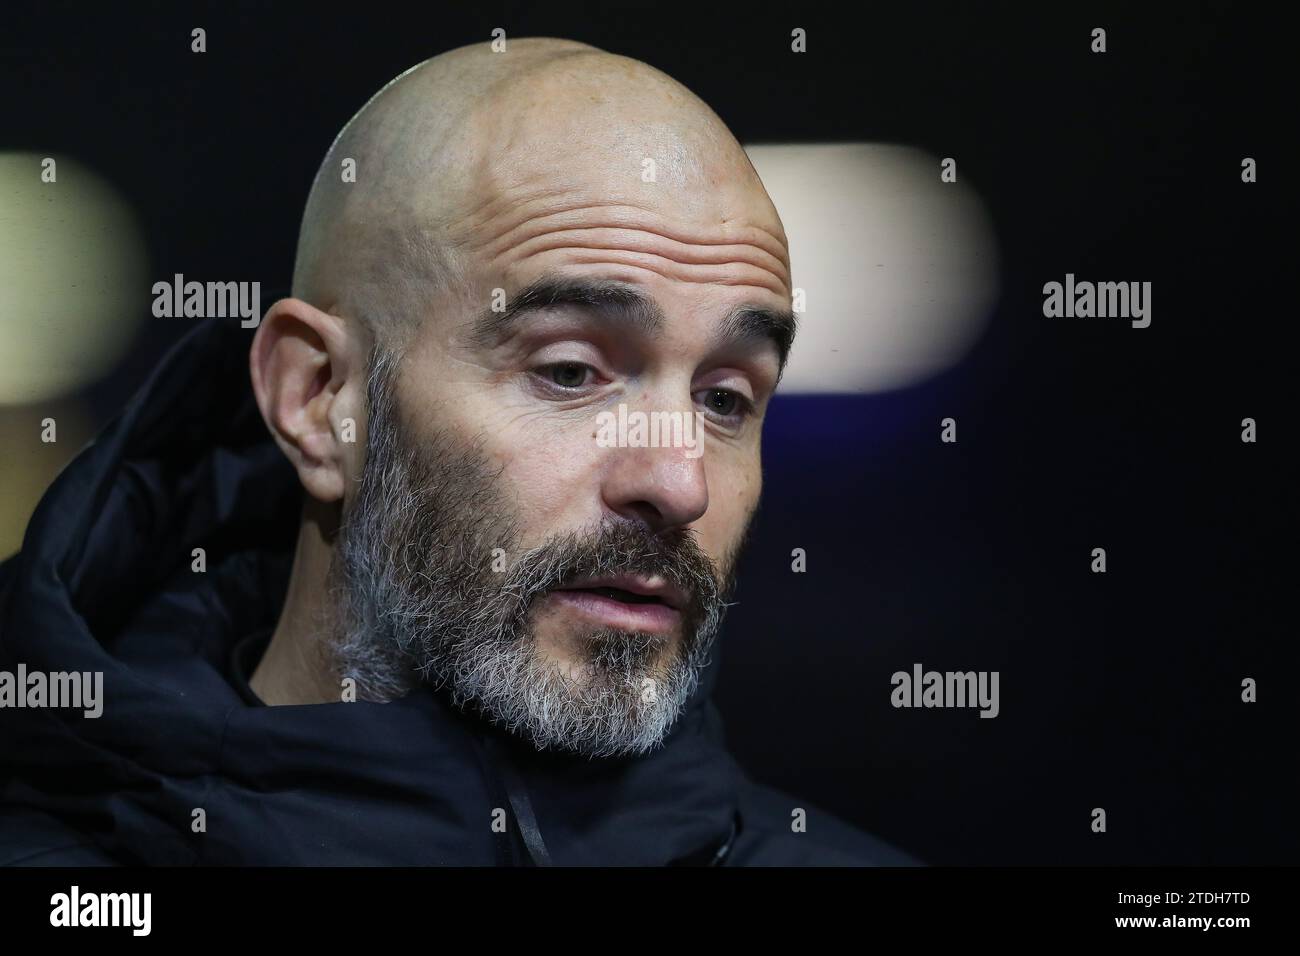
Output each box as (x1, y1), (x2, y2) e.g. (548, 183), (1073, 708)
(744, 143), (1000, 394)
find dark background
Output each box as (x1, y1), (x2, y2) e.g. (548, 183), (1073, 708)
(3, 1), (1294, 864)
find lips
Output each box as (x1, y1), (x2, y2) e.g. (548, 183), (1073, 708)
(573, 585), (662, 605)
(546, 574), (688, 632)
(554, 575), (687, 611)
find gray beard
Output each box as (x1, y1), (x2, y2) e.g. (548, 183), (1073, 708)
(324, 347), (733, 758)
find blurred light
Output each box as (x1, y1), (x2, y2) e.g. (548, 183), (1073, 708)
(744, 143), (1000, 394)
(0, 401), (94, 559)
(0, 152), (147, 405)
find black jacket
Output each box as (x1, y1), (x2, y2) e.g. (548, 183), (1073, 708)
(0, 317), (915, 866)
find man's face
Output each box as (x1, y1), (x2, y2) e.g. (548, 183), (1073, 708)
(332, 75), (793, 755)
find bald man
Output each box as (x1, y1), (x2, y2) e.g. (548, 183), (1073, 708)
(0, 38), (914, 866)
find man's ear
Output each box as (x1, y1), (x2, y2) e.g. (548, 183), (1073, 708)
(249, 298), (368, 503)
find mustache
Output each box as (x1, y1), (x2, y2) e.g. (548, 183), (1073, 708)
(500, 518), (724, 625)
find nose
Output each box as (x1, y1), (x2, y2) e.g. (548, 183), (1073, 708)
(599, 404), (709, 534)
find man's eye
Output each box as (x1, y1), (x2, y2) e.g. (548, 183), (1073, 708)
(698, 388), (749, 420)
(538, 362), (593, 389)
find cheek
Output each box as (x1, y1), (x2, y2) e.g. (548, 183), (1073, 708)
(697, 453), (762, 560)
(479, 416), (607, 541)
(401, 362), (606, 542)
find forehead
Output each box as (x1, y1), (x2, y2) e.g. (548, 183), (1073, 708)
(446, 71), (792, 310)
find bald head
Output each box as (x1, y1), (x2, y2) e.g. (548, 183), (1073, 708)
(292, 37), (784, 351)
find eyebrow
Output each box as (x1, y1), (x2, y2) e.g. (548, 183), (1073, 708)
(468, 273), (798, 374)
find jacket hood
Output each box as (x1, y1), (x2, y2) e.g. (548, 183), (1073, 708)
(0, 316), (743, 865)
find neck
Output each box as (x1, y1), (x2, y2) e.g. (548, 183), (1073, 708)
(250, 498), (344, 705)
